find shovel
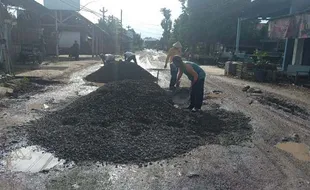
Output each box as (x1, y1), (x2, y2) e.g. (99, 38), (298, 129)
(147, 68), (169, 83)
(172, 87), (191, 106)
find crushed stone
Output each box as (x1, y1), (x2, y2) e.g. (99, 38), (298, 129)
(85, 62), (156, 83)
(26, 80), (252, 164)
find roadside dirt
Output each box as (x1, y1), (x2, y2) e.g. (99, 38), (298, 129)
(3, 77), (62, 98)
(256, 93), (309, 118)
(0, 60), (99, 99)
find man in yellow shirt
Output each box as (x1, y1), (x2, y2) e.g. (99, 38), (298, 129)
(164, 41), (182, 89)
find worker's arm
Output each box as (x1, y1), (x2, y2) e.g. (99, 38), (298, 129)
(186, 65), (198, 85)
(164, 49), (172, 68)
(177, 69), (183, 82)
(133, 56), (138, 64)
(176, 69), (183, 87)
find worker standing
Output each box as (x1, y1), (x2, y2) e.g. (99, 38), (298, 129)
(165, 41), (182, 90)
(172, 56), (206, 112)
(124, 52), (137, 64)
(71, 41), (80, 61)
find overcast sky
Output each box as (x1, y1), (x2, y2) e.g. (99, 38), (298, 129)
(36, 0), (182, 39)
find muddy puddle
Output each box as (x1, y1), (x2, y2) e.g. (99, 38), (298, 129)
(276, 142), (310, 161)
(257, 95), (309, 118)
(0, 146), (67, 173)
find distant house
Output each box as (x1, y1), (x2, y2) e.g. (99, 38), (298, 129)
(143, 37), (158, 49)
(0, 2), (14, 73)
(2, 0), (107, 61)
(241, 0), (310, 70)
(267, 0), (310, 68)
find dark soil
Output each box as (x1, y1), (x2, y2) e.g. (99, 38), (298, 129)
(27, 80), (252, 164)
(257, 94), (309, 117)
(85, 62), (156, 83)
(3, 77), (62, 98)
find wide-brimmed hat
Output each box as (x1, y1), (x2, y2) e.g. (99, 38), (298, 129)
(173, 41), (182, 48)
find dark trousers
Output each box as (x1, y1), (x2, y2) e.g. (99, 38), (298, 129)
(126, 55), (137, 64)
(189, 78), (205, 109)
(170, 64), (178, 88)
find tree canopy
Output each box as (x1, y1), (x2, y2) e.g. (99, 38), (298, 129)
(97, 14), (143, 53)
(163, 0), (270, 53)
(160, 8), (173, 49)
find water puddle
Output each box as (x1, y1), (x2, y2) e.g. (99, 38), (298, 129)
(0, 146), (66, 173)
(276, 142), (310, 161)
(26, 103), (50, 111)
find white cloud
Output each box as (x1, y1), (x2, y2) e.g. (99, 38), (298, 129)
(36, 0), (182, 38)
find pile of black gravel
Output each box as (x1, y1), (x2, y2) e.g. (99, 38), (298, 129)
(85, 62), (156, 83)
(27, 80), (252, 164)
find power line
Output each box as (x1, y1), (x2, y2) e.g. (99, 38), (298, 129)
(123, 21), (161, 27)
(57, 0), (163, 37)
(58, 0), (102, 18)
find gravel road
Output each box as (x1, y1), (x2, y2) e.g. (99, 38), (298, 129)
(0, 50), (309, 190)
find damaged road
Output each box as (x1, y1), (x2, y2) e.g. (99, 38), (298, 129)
(0, 50), (310, 190)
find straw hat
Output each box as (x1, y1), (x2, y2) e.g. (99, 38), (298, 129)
(173, 41), (182, 48)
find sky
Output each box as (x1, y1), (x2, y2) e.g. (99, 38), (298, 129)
(35, 0), (182, 39)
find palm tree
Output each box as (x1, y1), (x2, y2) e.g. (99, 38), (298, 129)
(160, 8), (172, 49)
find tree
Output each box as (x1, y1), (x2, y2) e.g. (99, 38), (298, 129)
(169, 0), (190, 49)
(171, 0), (263, 54)
(179, 0), (188, 13)
(160, 8), (172, 49)
(133, 33), (143, 50)
(97, 15), (123, 53)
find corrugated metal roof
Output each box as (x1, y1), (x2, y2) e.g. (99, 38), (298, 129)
(3, 0), (50, 15)
(242, 0), (310, 19)
(241, 0), (292, 18)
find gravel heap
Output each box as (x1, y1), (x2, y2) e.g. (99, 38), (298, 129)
(85, 62), (156, 83)
(27, 80), (252, 164)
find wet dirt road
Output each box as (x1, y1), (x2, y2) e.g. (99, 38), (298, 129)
(1, 50), (310, 190)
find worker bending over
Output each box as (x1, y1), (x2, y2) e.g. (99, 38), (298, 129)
(165, 41), (182, 89)
(124, 52), (137, 64)
(100, 53), (115, 66)
(172, 56), (206, 112)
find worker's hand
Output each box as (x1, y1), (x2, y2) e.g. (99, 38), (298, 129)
(191, 80), (197, 87)
(176, 80), (181, 88)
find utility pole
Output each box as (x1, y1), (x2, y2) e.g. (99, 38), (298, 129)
(55, 11), (59, 60)
(282, 2), (293, 71)
(120, 9), (123, 54)
(112, 15), (117, 54)
(235, 17), (241, 55)
(100, 7), (107, 22)
(92, 25), (95, 58)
